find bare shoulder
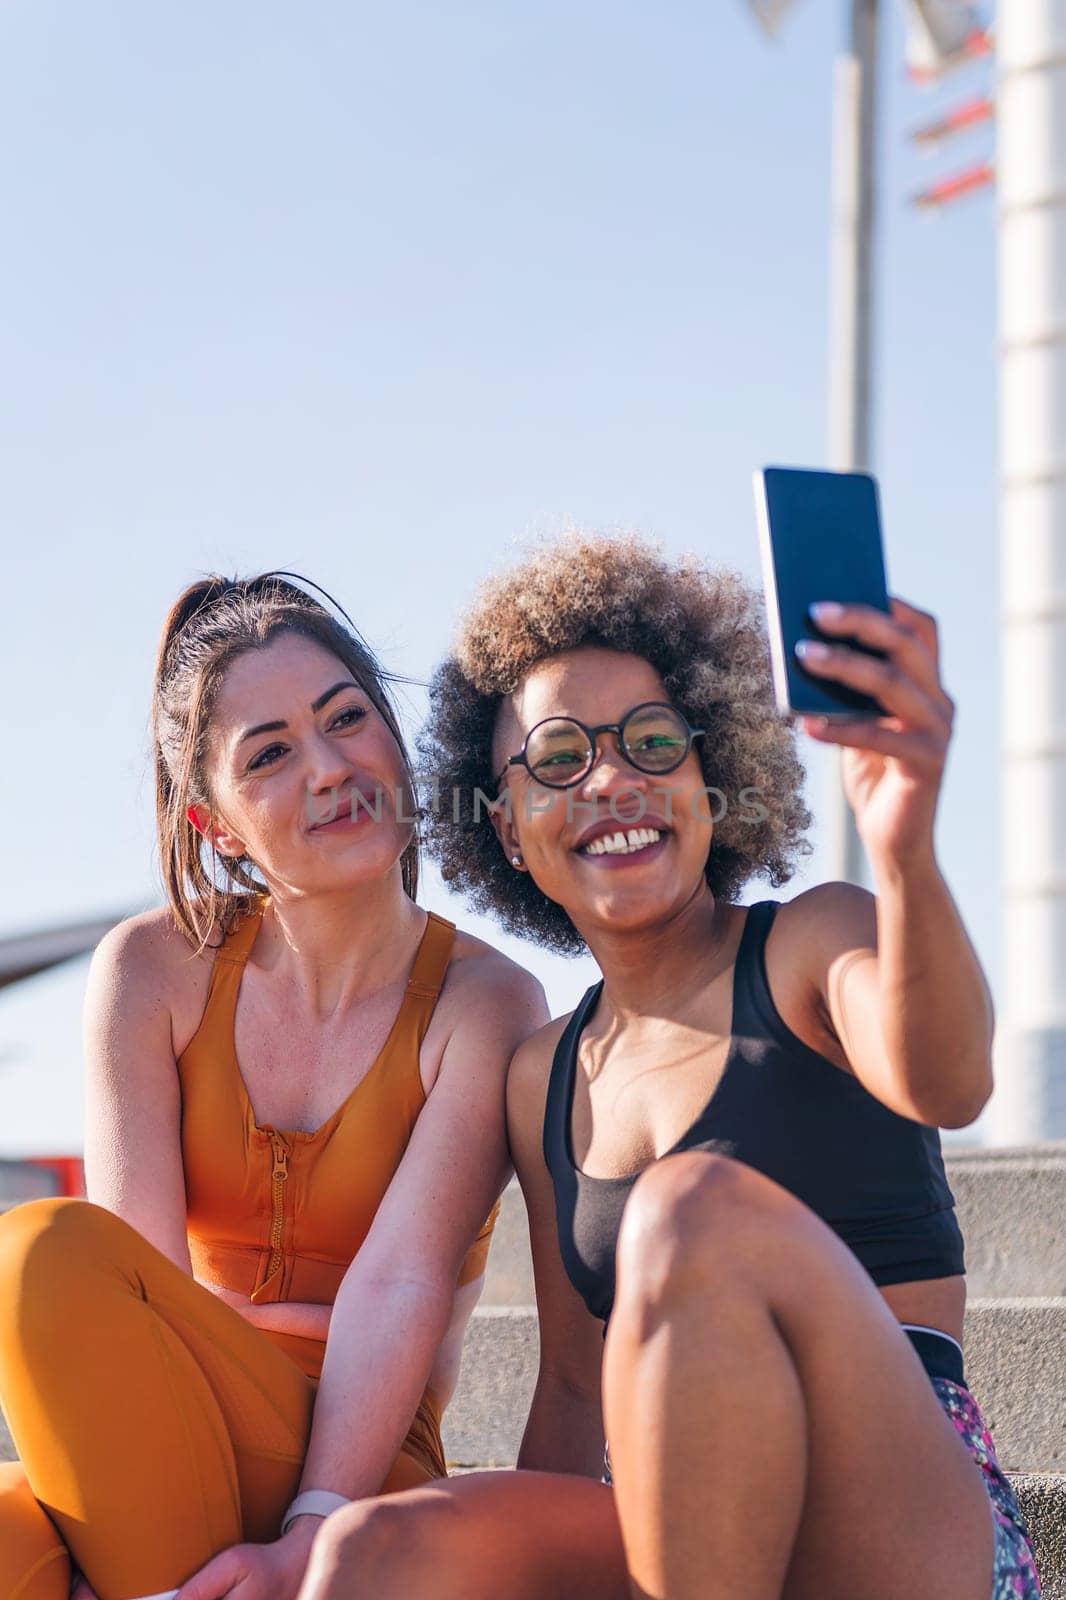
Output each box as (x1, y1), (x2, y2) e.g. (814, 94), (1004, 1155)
(90, 904), (201, 982)
(421, 924), (550, 1092)
(87, 904), (220, 1052)
(761, 883), (879, 1069)
(507, 1012), (572, 1123)
(444, 924), (548, 1016)
(502, 1014), (573, 1196)
(773, 881), (878, 956)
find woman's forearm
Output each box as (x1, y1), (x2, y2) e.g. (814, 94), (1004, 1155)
(243, 1300), (332, 1339)
(298, 1268), (455, 1500)
(872, 848), (994, 1125)
(197, 1279), (333, 1340)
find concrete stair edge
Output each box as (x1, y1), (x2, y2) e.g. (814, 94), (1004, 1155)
(444, 1301), (1066, 1474)
(485, 1158), (1066, 1303)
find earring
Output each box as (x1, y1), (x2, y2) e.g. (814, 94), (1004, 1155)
(511, 854), (523, 868)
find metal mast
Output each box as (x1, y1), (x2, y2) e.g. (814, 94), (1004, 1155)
(744, 0), (997, 905)
(825, 0), (881, 885)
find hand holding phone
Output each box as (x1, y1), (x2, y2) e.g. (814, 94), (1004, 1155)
(752, 464), (958, 870)
(754, 465), (892, 719)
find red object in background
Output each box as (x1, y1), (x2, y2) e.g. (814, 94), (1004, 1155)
(911, 95), (994, 148)
(907, 26), (994, 84)
(912, 161), (995, 209)
(19, 1156), (86, 1197)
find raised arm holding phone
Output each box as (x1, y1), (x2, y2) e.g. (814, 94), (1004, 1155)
(300, 514), (1039, 1600)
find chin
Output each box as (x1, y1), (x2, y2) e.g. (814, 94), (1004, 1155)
(584, 893), (680, 935)
(308, 826), (411, 881)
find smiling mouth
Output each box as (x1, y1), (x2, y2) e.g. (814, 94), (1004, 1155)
(309, 805), (351, 830)
(578, 826), (666, 858)
(309, 797), (364, 830)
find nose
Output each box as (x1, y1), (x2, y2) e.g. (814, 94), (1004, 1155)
(578, 734), (651, 805)
(303, 731), (357, 818)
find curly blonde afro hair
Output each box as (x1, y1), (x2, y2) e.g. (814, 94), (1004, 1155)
(418, 534), (813, 954)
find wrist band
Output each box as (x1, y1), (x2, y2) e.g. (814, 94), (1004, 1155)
(280, 1489), (352, 1536)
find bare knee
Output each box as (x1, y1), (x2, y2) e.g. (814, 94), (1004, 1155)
(302, 1492), (470, 1600)
(301, 1499), (413, 1600)
(615, 1151), (792, 1311)
(617, 1152), (752, 1268)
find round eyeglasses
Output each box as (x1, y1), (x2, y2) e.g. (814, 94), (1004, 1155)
(496, 702), (705, 792)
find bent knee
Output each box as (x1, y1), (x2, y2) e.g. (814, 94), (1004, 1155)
(617, 1151), (749, 1263)
(0, 1199), (126, 1307)
(309, 1493), (471, 1598)
(615, 1152), (801, 1302)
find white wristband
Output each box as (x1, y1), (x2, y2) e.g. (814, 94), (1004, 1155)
(280, 1489), (352, 1536)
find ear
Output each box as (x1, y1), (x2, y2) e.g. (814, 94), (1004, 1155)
(487, 700), (529, 869)
(487, 788), (526, 871)
(187, 803), (247, 860)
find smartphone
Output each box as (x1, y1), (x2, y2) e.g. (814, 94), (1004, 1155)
(754, 465), (892, 719)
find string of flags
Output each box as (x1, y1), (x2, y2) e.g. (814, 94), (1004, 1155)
(905, 2), (994, 209)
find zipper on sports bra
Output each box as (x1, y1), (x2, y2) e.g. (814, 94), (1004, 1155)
(251, 1129), (290, 1299)
(267, 1130), (289, 1280)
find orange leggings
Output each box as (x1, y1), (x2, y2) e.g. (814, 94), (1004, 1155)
(0, 1199), (445, 1600)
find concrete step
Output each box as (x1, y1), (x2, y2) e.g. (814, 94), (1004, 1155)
(443, 1308), (539, 1468)
(964, 1298), (1066, 1470)
(481, 1145), (1066, 1305)
(946, 1145), (1066, 1299)
(442, 1301), (1066, 1473)
(1012, 1476), (1066, 1600)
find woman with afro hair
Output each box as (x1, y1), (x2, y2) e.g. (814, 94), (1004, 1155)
(301, 535), (1039, 1600)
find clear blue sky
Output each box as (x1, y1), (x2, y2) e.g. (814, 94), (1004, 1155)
(0, 0), (999, 1152)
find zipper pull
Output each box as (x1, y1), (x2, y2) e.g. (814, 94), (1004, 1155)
(269, 1131), (289, 1179)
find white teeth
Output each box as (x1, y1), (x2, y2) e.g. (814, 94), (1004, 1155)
(582, 827), (663, 857)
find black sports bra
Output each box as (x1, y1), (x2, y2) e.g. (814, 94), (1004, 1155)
(542, 900), (965, 1327)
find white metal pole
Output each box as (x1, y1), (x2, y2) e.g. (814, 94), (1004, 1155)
(994, 0), (1066, 1142)
(826, 0), (879, 885)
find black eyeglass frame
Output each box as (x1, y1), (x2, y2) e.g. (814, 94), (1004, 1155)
(494, 701), (706, 793)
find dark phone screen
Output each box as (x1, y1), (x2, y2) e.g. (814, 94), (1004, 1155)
(760, 466), (891, 718)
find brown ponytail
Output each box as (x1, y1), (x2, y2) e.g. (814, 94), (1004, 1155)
(152, 572), (419, 952)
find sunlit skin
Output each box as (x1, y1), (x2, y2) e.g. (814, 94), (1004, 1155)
(796, 597), (957, 863)
(296, 598), (1001, 1600)
(488, 630), (967, 1328)
(186, 632), (422, 991)
(490, 649), (739, 1029)
(92, 635), (423, 1593)
(63, 630), (548, 1600)
(188, 627), (409, 896)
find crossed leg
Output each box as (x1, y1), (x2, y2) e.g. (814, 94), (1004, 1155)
(300, 1153), (995, 1600)
(0, 1197), (313, 1600)
(0, 1463), (70, 1600)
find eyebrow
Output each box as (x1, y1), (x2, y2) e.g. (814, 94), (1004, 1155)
(236, 681), (362, 748)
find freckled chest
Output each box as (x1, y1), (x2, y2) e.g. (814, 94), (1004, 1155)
(234, 969), (418, 1132)
(175, 900), (457, 1325)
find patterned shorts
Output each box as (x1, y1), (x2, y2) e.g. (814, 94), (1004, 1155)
(932, 1376), (1042, 1599)
(602, 1377), (1042, 1598)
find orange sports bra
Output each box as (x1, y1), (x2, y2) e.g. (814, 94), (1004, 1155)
(176, 892), (498, 1379)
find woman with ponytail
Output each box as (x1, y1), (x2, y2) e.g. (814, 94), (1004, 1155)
(0, 573), (546, 1600)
